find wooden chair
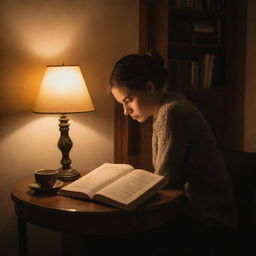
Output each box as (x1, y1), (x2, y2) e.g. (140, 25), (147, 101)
(222, 150), (256, 255)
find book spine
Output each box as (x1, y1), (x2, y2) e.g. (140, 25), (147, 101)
(203, 53), (209, 88)
(207, 54), (215, 88)
(192, 20), (221, 44)
(199, 54), (205, 88)
(195, 61), (199, 88)
(191, 61), (195, 88)
(191, 61), (199, 88)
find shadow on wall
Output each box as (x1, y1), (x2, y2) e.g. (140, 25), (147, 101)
(0, 113), (34, 138)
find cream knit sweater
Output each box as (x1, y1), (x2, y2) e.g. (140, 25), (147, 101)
(152, 92), (237, 228)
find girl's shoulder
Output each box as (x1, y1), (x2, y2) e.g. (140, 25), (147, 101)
(154, 93), (188, 125)
(156, 91), (204, 125)
(160, 92), (195, 114)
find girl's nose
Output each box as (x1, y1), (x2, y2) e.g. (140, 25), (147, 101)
(123, 105), (132, 116)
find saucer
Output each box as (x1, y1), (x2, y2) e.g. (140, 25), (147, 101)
(28, 180), (64, 193)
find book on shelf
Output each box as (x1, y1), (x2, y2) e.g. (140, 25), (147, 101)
(191, 60), (199, 88)
(58, 163), (168, 211)
(200, 52), (215, 88)
(169, 58), (197, 89)
(207, 54), (215, 88)
(192, 20), (221, 44)
(170, 19), (221, 44)
(194, 20), (216, 33)
(169, 52), (215, 89)
(202, 53), (210, 87)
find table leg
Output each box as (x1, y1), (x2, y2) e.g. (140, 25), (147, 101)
(17, 218), (28, 256)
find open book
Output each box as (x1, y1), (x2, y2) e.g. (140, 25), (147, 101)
(58, 163), (168, 211)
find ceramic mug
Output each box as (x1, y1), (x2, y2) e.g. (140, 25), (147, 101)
(34, 169), (58, 189)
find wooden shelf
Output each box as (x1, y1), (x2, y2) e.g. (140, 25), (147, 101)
(173, 86), (226, 94)
(169, 8), (226, 16)
(169, 42), (224, 49)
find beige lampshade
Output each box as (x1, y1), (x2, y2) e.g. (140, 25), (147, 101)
(33, 65), (95, 113)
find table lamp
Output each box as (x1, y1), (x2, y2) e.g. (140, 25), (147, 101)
(33, 64), (95, 181)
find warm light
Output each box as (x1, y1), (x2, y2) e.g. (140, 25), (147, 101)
(33, 65), (95, 114)
(3, 1), (85, 57)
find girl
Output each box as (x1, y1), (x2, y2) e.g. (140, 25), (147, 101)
(109, 51), (237, 231)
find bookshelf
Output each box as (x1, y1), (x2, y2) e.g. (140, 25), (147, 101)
(168, 1), (226, 89)
(114, 0), (246, 170)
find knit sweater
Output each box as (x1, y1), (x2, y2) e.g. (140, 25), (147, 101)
(152, 92), (237, 228)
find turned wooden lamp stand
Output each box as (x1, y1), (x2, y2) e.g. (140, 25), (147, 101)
(57, 114), (80, 181)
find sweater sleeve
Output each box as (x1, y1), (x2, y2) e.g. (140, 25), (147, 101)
(153, 102), (190, 188)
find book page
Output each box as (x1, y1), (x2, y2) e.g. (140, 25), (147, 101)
(94, 169), (165, 205)
(59, 163), (134, 199)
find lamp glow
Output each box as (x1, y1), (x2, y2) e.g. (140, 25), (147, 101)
(33, 66), (95, 114)
(33, 65), (95, 181)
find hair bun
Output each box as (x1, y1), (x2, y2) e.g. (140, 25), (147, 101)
(145, 49), (165, 70)
(145, 49), (168, 86)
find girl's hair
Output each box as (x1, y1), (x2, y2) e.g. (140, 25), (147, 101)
(109, 50), (168, 92)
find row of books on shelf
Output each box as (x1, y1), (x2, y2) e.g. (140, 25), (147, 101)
(170, 19), (221, 44)
(169, 0), (225, 11)
(168, 53), (215, 89)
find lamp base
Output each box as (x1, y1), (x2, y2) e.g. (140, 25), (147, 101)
(57, 168), (80, 181)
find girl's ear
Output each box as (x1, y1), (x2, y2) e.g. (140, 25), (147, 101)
(145, 81), (156, 95)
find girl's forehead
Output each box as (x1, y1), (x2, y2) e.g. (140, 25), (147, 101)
(112, 86), (131, 94)
(111, 86), (134, 101)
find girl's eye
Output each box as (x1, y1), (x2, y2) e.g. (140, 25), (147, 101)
(125, 97), (133, 104)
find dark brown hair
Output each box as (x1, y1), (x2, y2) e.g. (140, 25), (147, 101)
(109, 50), (168, 92)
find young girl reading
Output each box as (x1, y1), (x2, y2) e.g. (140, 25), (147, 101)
(108, 51), (237, 248)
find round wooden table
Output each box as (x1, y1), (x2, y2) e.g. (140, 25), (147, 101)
(11, 174), (184, 256)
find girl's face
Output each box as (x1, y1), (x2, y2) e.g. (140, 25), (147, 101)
(111, 86), (155, 123)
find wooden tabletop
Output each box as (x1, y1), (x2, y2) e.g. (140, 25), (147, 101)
(11, 173), (185, 235)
